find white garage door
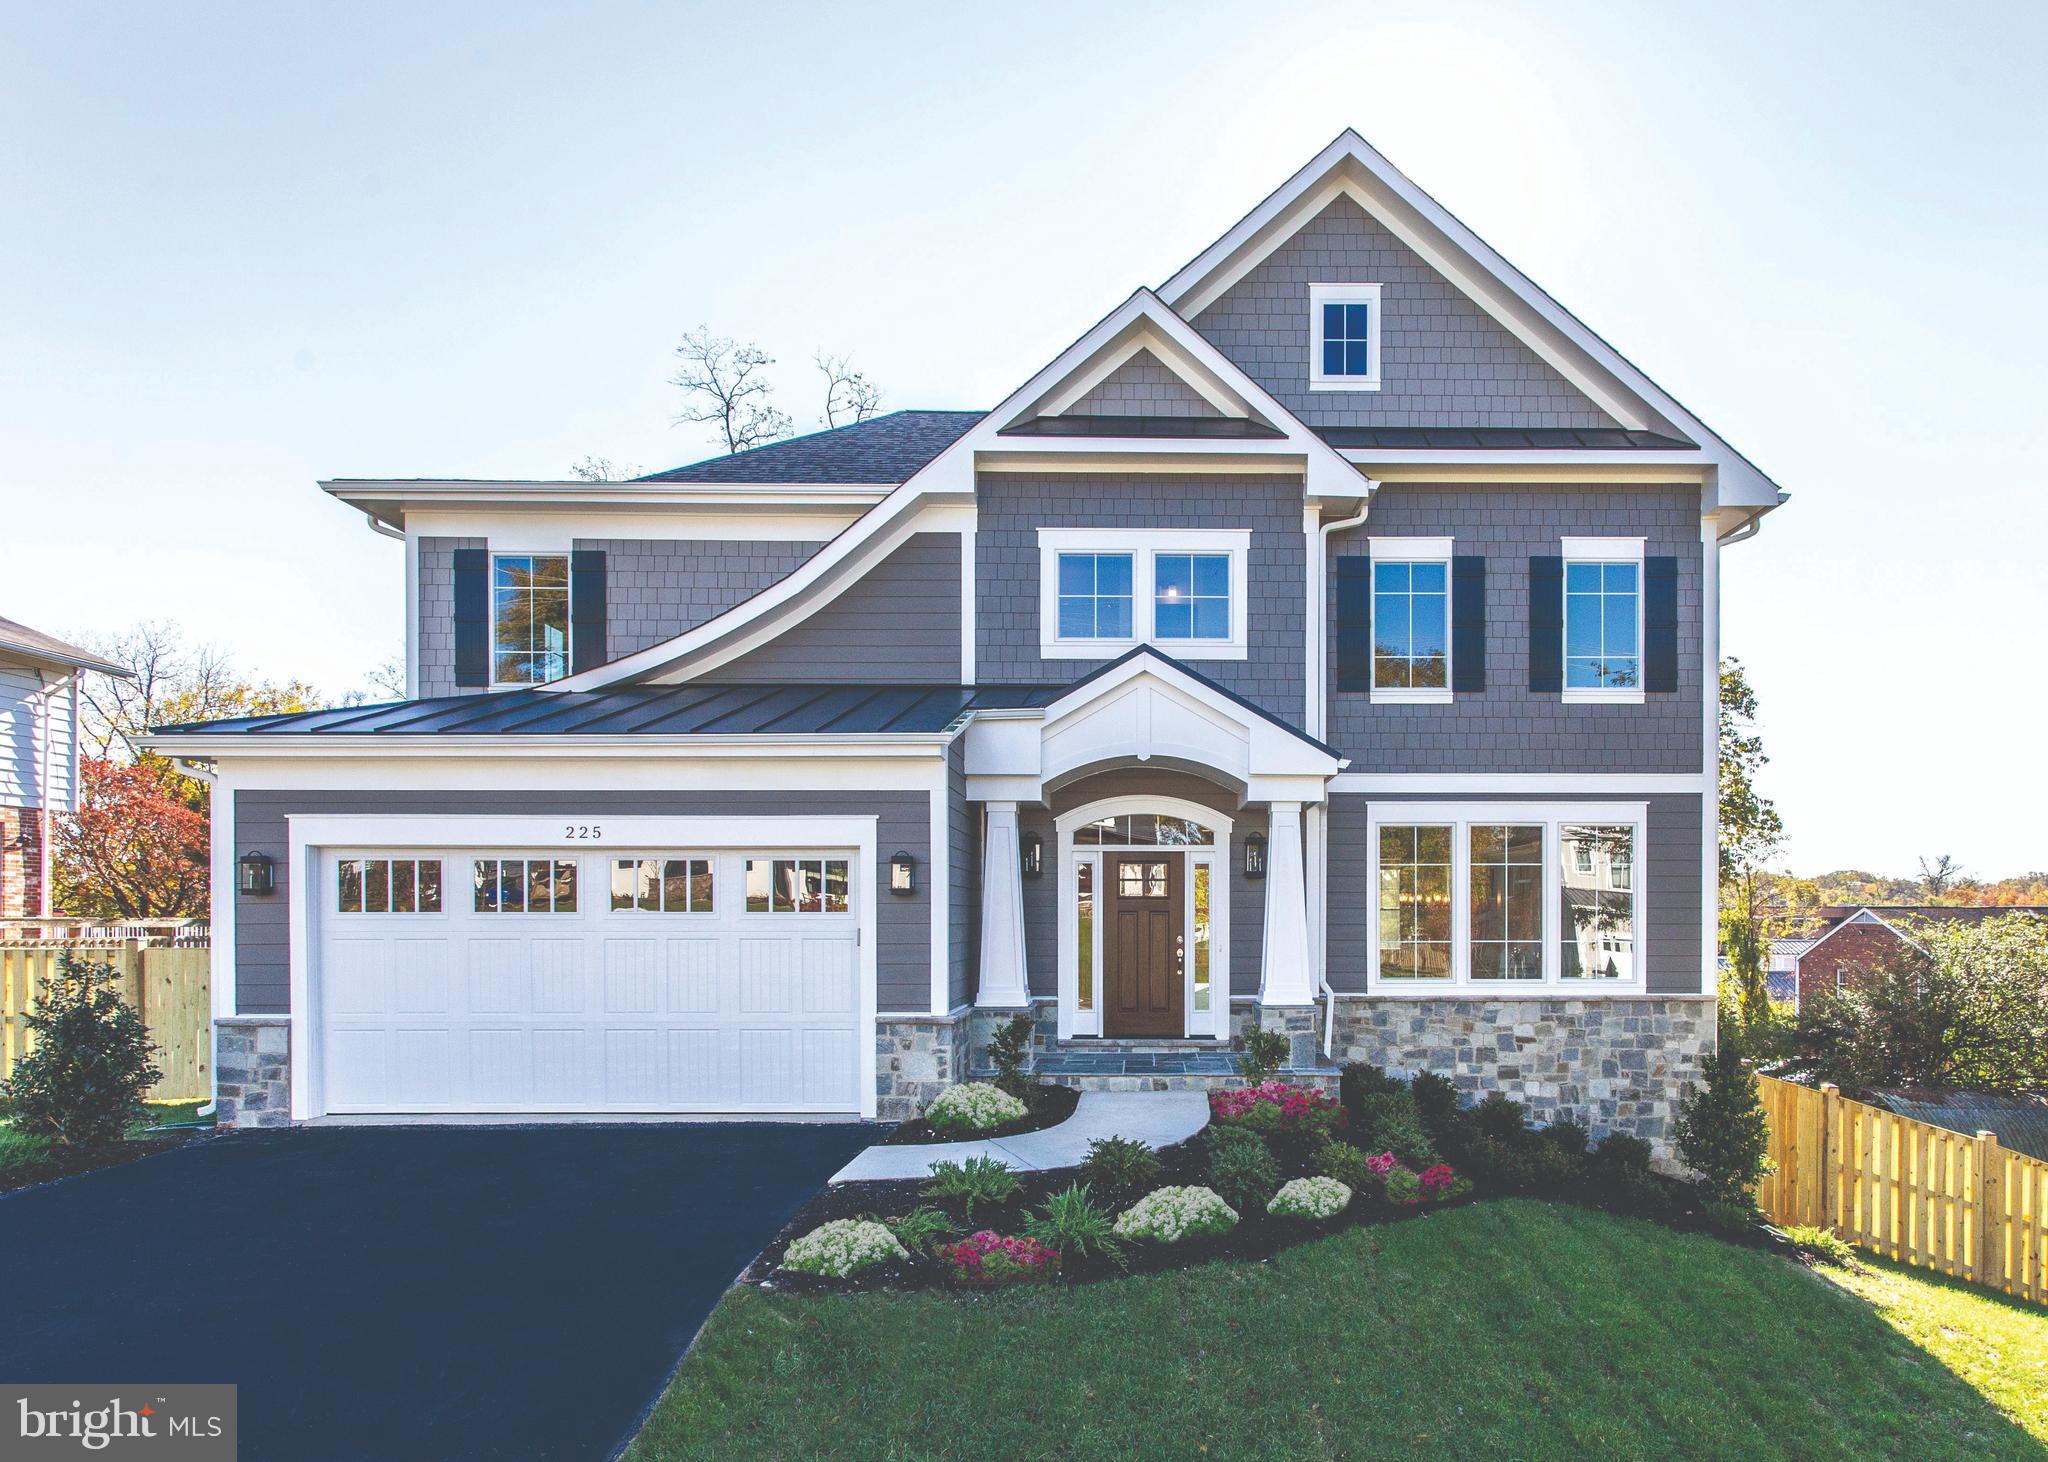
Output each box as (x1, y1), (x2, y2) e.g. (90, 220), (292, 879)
(313, 847), (862, 1115)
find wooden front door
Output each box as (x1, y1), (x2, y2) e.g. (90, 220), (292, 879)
(1104, 853), (1184, 1036)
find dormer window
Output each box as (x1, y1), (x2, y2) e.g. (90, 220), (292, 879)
(1309, 283), (1383, 392)
(492, 552), (572, 686)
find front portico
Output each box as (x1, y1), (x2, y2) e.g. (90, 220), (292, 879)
(964, 649), (1344, 1042)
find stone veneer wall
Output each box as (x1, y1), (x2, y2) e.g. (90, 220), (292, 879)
(874, 1013), (971, 1122)
(1328, 998), (1714, 1159)
(216, 1017), (291, 1128)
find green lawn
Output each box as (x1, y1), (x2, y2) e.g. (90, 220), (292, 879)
(630, 1200), (2044, 1460)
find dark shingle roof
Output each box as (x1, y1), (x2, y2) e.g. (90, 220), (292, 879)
(153, 683), (1062, 738)
(1001, 415), (1286, 440)
(0, 615), (130, 676)
(638, 410), (984, 485)
(1316, 426), (1697, 450)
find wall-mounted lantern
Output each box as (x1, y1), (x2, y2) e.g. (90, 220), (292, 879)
(1243, 833), (1267, 881)
(890, 851), (917, 896)
(1021, 832), (1043, 878)
(237, 851), (276, 896)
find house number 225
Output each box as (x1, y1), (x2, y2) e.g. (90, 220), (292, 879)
(563, 824), (604, 841)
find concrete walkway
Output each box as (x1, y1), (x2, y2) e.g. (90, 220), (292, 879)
(830, 1090), (1209, 1183)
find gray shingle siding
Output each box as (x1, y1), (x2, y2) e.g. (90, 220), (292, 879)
(948, 739), (977, 1009)
(231, 787), (935, 1014)
(975, 474), (1306, 726)
(1327, 791), (1705, 995)
(1191, 195), (1618, 430)
(715, 533), (963, 682)
(576, 539), (825, 657)
(416, 536), (484, 699)
(1067, 350), (1221, 417)
(1328, 484), (1704, 773)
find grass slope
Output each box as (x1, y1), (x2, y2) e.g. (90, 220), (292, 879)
(631, 1200), (2041, 1460)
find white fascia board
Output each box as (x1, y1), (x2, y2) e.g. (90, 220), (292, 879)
(168, 752), (947, 793)
(137, 733), (955, 761)
(1039, 653), (1342, 774)
(325, 479), (894, 531)
(402, 508), (862, 544)
(1158, 132), (1785, 509)
(1331, 772), (1710, 794)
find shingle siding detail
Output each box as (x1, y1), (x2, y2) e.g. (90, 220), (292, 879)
(976, 474), (1307, 726)
(233, 787), (935, 1014)
(1065, 349), (1222, 418)
(715, 533), (962, 682)
(1192, 196), (1618, 430)
(576, 539), (826, 658)
(948, 739), (978, 1010)
(1327, 791), (1705, 995)
(1329, 485), (1704, 773)
(416, 536), (485, 699)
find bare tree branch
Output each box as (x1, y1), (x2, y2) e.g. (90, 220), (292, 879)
(816, 351), (884, 429)
(670, 326), (793, 454)
(569, 455), (648, 482)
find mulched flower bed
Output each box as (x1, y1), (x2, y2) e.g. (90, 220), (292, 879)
(0, 1131), (200, 1197)
(876, 1083), (1079, 1147)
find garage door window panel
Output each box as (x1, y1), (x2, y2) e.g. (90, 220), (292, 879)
(338, 858), (443, 915)
(473, 857), (578, 913)
(746, 857), (851, 914)
(610, 856), (714, 913)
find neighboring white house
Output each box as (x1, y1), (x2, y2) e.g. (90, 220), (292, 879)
(0, 615), (129, 917)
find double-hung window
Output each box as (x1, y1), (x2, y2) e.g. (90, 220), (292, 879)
(492, 553), (571, 686)
(1309, 283), (1383, 391)
(1367, 803), (1644, 991)
(1039, 529), (1250, 659)
(1369, 536), (1452, 701)
(1560, 537), (1643, 703)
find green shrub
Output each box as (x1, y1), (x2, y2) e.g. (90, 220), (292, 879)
(1315, 1139), (1376, 1192)
(1339, 1062), (1405, 1113)
(1697, 1198), (1761, 1236)
(1408, 1070), (1461, 1129)
(1588, 1133), (1652, 1177)
(1540, 1121), (1590, 1157)
(1585, 1134), (1670, 1215)
(882, 1205), (954, 1252)
(1235, 1027), (1290, 1084)
(1676, 1037), (1773, 1205)
(1023, 1183), (1124, 1263)
(0, 1128), (52, 1182)
(922, 1155), (1020, 1222)
(1783, 1224), (1856, 1267)
(1383, 1165), (1422, 1204)
(1079, 1136), (1163, 1205)
(1204, 1126), (1280, 1213)
(1, 957), (160, 1147)
(1351, 1090), (1437, 1169)
(985, 1013), (1036, 1099)
(1470, 1092), (1532, 1143)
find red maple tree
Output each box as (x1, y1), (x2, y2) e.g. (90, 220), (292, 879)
(54, 756), (210, 917)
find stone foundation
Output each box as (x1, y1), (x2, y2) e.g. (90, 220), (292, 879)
(873, 1012), (971, 1121)
(1327, 997), (1714, 1159)
(216, 1017), (292, 1128)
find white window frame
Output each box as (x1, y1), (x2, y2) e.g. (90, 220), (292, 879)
(488, 550), (574, 689)
(1367, 536), (1454, 704)
(1037, 528), (1251, 660)
(1309, 282), (1384, 392)
(1363, 801), (1648, 996)
(1559, 536), (1645, 706)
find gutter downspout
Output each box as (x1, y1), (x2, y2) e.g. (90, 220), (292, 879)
(1310, 488), (1374, 1058)
(177, 756), (220, 1120)
(362, 512), (404, 543)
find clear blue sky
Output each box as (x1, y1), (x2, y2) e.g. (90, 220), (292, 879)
(4, 0), (2043, 877)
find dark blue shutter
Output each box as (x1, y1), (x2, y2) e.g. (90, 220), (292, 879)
(452, 548), (488, 688)
(1643, 555), (1679, 693)
(1450, 555), (1486, 693)
(1334, 556), (1371, 693)
(1528, 556), (1563, 693)
(570, 549), (607, 675)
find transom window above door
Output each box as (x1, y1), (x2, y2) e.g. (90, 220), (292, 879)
(1038, 528), (1250, 659)
(492, 553), (571, 686)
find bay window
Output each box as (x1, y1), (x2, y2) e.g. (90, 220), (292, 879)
(1366, 804), (1644, 991)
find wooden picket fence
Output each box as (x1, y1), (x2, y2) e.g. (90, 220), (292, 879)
(0, 941), (212, 1101)
(1756, 1073), (2048, 1303)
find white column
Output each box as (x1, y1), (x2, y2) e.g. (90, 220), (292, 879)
(1259, 801), (1316, 1006)
(976, 802), (1030, 1008)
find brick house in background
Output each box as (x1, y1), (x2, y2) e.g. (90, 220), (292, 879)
(0, 615), (129, 918)
(1793, 905), (2048, 1010)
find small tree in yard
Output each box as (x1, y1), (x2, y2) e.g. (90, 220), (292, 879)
(1675, 1015), (1773, 1208)
(2, 958), (161, 1148)
(986, 1013), (1035, 1099)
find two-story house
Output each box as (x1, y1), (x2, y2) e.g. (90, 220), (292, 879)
(1, 615), (127, 920)
(153, 133), (1784, 1153)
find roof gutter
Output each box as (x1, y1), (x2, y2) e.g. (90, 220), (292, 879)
(1307, 488), (1373, 1057)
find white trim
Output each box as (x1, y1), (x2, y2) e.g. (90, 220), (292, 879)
(1036, 528), (1252, 661)
(1308, 283), (1384, 391)
(403, 508), (857, 543)
(977, 802), (1031, 1009)
(1365, 535), (1456, 703)
(928, 762), (950, 1018)
(1330, 772), (1708, 794)
(1368, 535), (1454, 559)
(1053, 795), (1233, 1040)
(1700, 514), (1721, 997)
(486, 549), (574, 690)
(1035, 334), (1245, 420)
(145, 736), (958, 761)
(1560, 535), (1646, 561)
(403, 530), (421, 699)
(211, 777), (237, 1024)
(1560, 536), (1646, 706)
(959, 526), (976, 685)
(326, 478), (892, 533)
(1361, 800), (1648, 998)
(284, 813), (880, 1121)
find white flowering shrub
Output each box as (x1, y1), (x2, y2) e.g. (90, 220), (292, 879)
(1112, 1185), (1239, 1244)
(925, 1082), (1028, 1135)
(780, 1219), (908, 1279)
(1267, 1175), (1352, 1220)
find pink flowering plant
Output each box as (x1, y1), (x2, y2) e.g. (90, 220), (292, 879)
(1209, 1081), (1345, 1156)
(938, 1230), (1060, 1287)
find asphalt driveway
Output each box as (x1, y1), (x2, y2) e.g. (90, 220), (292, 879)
(0, 1122), (875, 1460)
